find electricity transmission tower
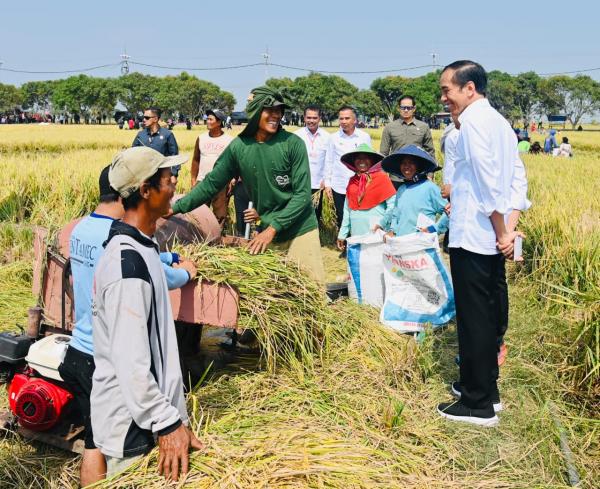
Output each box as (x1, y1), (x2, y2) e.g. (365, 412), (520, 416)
(120, 51), (130, 75)
(262, 47), (271, 81)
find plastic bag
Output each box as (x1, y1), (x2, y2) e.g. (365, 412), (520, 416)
(380, 232), (455, 333)
(346, 232), (385, 308)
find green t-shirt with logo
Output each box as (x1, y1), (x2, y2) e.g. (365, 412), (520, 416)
(172, 130), (317, 242)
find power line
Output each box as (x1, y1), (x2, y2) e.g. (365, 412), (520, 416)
(1, 58), (600, 77)
(268, 63), (437, 74)
(0, 63), (119, 74)
(129, 61), (264, 71)
(536, 66), (600, 76)
(130, 60), (438, 75)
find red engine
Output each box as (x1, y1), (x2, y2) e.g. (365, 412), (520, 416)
(7, 372), (73, 431)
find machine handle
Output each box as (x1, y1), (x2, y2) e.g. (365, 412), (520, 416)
(244, 201), (254, 240)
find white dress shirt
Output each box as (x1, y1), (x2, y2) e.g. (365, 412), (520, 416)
(444, 123), (530, 211)
(294, 126), (331, 189)
(324, 128), (372, 194)
(441, 124), (460, 186)
(450, 98), (521, 255)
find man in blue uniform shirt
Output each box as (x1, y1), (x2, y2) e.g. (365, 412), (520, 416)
(132, 106), (181, 175)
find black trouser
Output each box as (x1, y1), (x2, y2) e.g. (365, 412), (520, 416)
(175, 321), (202, 391)
(449, 248), (505, 409)
(311, 188), (323, 226)
(331, 190), (346, 231)
(442, 231), (449, 253)
(233, 180), (250, 236)
(495, 256), (508, 349)
(58, 346), (96, 449)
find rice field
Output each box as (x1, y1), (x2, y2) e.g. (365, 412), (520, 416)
(0, 123), (598, 488)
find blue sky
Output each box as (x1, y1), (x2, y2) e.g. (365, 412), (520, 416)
(1, 0), (598, 109)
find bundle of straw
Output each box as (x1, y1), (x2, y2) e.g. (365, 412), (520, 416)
(312, 191), (338, 246)
(180, 243), (339, 371)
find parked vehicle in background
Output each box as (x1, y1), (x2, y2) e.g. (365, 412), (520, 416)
(231, 111), (248, 125)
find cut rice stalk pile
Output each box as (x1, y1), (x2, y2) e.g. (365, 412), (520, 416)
(179, 242), (354, 371)
(98, 261), (468, 488)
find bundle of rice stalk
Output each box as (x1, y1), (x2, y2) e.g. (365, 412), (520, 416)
(313, 191), (338, 246)
(180, 243), (341, 371)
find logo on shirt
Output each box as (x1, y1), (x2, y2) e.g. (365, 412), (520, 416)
(275, 174), (290, 187)
(70, 237), (98, 268)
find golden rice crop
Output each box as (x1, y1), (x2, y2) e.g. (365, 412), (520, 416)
(0, 125), (599, 488)
(517, 150), (600, 400)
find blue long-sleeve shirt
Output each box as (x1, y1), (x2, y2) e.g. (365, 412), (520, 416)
(69, 213), (189, 356)
(338, 195), (396, 240)
(132, 127), (178, 157)
(380, 180), (449, 237)
(132, 126), (180, 174)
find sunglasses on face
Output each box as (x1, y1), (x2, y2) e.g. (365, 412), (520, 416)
(399, 106), (415, 111)
(143, 115), (156, 120)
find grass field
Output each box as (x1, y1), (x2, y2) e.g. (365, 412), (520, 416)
(0, 123), (598, 488)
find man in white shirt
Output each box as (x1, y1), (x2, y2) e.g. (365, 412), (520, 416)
(440, 119), (460, 200)
(190, 109), (234, 227)
(443, 116), (531, 363)
(295, 105), (331, 227)
(440, 117), (460, 253)
(437, 60), (525, 427)
(324, 105), (371, 256)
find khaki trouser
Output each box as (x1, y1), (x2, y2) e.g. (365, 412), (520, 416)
(271, 228), (325, 284)
(105, 454), (143, 477)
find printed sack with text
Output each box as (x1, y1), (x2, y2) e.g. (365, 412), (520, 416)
(380, 232), (455, 333)
(346, 232), (385, 308)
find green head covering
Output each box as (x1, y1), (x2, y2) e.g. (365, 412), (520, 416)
(240, 85), (289, 138)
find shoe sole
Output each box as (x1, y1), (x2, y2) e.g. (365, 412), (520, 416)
(451, 384), (503, 413)
(437, 407), (499, 427)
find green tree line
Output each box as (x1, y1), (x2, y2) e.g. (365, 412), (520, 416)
(268, 71), (600, 129)
(1, 70), (599, 128)
(0, 72), (236, 122)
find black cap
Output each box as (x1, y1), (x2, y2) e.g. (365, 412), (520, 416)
(99, 165), (118, 198)
(206, 109), (227, 121)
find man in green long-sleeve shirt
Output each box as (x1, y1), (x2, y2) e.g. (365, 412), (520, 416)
(170, 86), (324, 283)
(380, 95), (435, 157)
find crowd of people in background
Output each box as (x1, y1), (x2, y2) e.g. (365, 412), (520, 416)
(513, 125), (575, 157)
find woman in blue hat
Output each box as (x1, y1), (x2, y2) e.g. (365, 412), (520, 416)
(375, 145), (448, 238)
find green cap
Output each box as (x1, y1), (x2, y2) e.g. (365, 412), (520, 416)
(109, 147), (188, 198)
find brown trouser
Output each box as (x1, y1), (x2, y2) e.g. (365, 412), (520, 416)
(271, 228), (325, 284)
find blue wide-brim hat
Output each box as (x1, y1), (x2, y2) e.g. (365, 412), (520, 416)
(381, 144), (441, 176)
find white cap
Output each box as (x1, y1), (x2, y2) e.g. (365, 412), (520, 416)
(109, 147), (188, 198)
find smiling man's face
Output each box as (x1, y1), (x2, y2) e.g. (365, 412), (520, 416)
(258, 106), (283, 135)
(440, 69), (471, 118)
